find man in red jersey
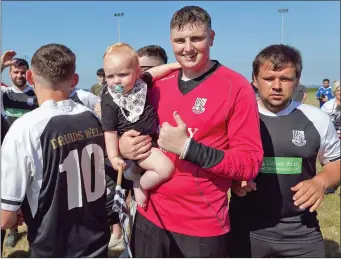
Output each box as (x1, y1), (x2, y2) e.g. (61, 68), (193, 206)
(118, 6), (263, 257)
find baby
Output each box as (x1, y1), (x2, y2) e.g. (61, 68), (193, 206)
(101, 43), (179, 208)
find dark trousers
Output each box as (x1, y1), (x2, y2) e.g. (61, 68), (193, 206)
(1, 230), (5, 255)
(131, 211), (228, 258)
(226, 229), (325, 258)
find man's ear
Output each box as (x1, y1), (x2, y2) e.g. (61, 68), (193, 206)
(209, 29), (215, 47)
(136, 66), (142, 78)
(71, 73), (79, 90)
(26, 70), (34, 85)
(253, 74), (259, 89)
(296, 76), (301, 87)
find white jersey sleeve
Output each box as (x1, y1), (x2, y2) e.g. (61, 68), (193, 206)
(321, 99), (336, 116)
(1, 119), (35, 211)
(318, 117), (341, 165)
(298, 104), (340, 165)
(76, 89), (101, 110)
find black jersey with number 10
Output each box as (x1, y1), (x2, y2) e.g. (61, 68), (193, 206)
(1, 100), (110, 257)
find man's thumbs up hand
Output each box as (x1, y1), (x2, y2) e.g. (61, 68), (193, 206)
(158, 111), (189, 156)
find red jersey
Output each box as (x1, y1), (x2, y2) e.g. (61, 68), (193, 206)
(139, 64), (263, 237)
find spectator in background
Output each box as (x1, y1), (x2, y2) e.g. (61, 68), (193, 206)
(321, 80), (340, 194)
(292, 84), (307, 103)
(1, 50), (38, 248)
(137, 45), (168, 72)
(69, 87), (100, 111)
(316, 78), (334, 107)
(90, 68), (106, 96)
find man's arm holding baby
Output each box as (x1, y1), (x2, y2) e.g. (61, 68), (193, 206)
(141, 62), (181, 85)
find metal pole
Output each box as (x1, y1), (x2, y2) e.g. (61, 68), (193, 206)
(281, 12), (284, 44)
(114, 13), (124, 42)
(278, 9), (288, 44)
(118, 18), (120, 42)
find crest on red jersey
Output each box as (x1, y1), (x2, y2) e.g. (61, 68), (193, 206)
(192, 98), (207, 114)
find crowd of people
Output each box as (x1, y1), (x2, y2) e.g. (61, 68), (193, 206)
(1, 5), (340, 258)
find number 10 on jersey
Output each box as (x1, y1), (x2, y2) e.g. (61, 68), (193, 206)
(59, 144), (106, 210)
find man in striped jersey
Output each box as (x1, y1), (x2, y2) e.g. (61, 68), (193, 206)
(228, 44), (340, 258)
(1, 51), (39, 126)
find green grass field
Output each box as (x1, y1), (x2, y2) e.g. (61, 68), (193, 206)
(2, 89), (340, 257)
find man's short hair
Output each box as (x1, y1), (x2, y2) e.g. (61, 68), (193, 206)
(10, 58), (29, 70)
(31, 43), (76, 82)
(97, 68), (105, 76)
(136, 45), (168, 64)
(252, 44), (303, 80)
(323, 79), (330, 83)
(170, 6), (211, 31)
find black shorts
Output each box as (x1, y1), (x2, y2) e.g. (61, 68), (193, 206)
(131, 211), (228, 257)
(226, 228), (325, 258)
(105, 158), (133, 226)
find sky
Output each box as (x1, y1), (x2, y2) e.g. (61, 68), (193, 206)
(1, 1), (340, 89)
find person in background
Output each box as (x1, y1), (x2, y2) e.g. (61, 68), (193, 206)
(321, 80), (341, 194)
(137, 45), (168, 72)
(1, 51), (39, 126)
(70, 87), (101, 111)
(321, 80), (341, 137)
(1, 50), (39, 248)
(292, 83), (307, 103)
(316, 78), (334, 107)
(90, 68), (106, 96)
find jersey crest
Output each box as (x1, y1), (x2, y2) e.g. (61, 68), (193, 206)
(192, 98), (207, 114)
(27, 97), (35, 106)
(292, 130), (307, 147)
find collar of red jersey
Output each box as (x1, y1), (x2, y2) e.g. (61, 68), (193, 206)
(258, 100), (301, 117)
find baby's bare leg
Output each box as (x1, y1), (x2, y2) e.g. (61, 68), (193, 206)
(137, 147), (174, 190)
(132, 148), (174, 207)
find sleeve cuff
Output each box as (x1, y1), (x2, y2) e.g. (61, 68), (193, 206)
(1, 198), (21, 212)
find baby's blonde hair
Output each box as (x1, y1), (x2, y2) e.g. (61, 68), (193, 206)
(103, 42), (140, 68)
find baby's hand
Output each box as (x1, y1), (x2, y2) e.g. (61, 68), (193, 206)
(111, 156), (126, 171)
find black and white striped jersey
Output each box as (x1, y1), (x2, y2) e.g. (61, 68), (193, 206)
(230, 101), (340, 241)
(69, 87), (100, 110)
(1, 99), (110, 257)
(1, 85), (39, 125)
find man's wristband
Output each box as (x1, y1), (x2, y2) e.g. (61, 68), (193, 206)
(179, 138), (191, 160)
